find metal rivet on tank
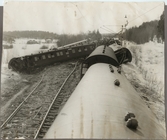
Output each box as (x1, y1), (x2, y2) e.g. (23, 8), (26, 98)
(114, 79), (120, 86)
(109, 64), (114, 73)
(117, 66), (121, 74)
(124, 113), (138, 130)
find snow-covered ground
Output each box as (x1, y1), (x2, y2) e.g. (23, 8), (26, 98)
(111, 41), (165, 129)
(121, 41), (165, 129)
(126, 41), (164, 98)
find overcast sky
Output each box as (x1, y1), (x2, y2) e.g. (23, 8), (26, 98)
(3, 1), (164, 34)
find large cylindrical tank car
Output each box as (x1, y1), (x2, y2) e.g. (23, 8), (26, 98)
(44, 45), (165, 139)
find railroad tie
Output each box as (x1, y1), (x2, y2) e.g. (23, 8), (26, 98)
(40, 129), (48, 133)
(50, 109), (59, 112)
(45, 118), (53, 122)
(47, 116), (55, 119)
(37, 134), (45, 138)
(48, 112), (58, 116)
(43, 122), (52, 126)
(51, 106), (59, 109)
(40, 125), (50, 128)
(53, 103), (60, 106)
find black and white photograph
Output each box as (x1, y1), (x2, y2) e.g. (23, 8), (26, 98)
(1, 1), (166, 139)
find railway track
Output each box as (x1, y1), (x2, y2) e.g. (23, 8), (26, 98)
(34, 61), (79, 138)
(1, 61), (80, 139)
(0, 72), (46, 129)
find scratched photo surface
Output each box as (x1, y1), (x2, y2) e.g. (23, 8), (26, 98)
(1, 1), (166, 139)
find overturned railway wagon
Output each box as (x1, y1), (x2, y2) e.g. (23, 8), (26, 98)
(8, 44), (96, 73)
(8, 38), (130, 73)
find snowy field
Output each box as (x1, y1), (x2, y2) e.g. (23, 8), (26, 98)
(2, 38), (58, 64)
(121, 41), (165, 129)
(126, 41), (164, 98)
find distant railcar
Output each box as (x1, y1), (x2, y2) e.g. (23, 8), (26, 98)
(60, 39), (92, 49)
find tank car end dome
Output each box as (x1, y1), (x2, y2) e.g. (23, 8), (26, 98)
(85, 45), (119, 68)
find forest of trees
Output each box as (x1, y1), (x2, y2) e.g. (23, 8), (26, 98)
(3, 31), (57, 39)
(3, 31), (58, 44)
(157, 11), (164, 41)
(57, 30), (102, 46)
(3, 11), (164, 45)
(122, 11), (164, 44)
(3, 30), (102, 47)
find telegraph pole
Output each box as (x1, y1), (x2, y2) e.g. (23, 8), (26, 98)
(124, 15), (128, 47)
(119, 15), (128, 47)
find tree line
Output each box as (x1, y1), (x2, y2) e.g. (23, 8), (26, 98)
(3, 30), (102, 46)
(122, 11), (164, 44)
(3, 11), (164, 45)
(57, 30), (102, 46)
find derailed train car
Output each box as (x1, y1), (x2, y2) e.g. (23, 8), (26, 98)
(8, 39), (94, 73)
(44, 45), (165, 139)
(8, 38), (123, 73)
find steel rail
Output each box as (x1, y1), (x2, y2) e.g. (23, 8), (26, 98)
(0, 72), (47, 128)
(34, 61), (79, 139)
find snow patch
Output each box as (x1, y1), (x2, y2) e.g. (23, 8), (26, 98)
(126, 41), (164, 97)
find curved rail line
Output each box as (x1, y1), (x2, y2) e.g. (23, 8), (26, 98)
(0, 71), (47, 129)
(34, 61), (79, 139)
